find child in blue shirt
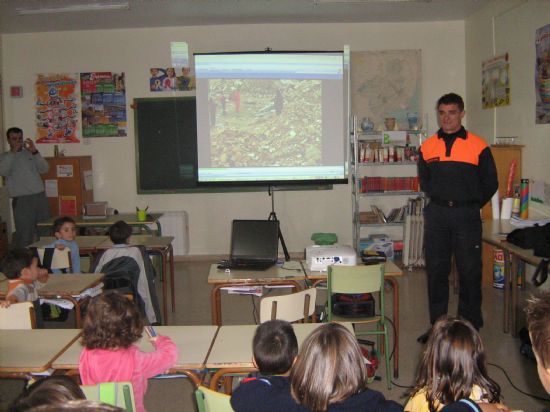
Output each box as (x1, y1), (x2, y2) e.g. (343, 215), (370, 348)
(47, 216), (80, 273)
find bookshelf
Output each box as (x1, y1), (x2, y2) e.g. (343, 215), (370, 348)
(351, 125), (426, 254)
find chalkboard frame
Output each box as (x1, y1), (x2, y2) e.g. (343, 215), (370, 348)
(134, 97), (333, 194)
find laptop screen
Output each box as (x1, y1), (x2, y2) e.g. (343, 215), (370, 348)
(230, 220), (279, 262)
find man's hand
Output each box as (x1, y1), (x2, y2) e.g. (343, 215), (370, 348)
(24, 138), (38, 154)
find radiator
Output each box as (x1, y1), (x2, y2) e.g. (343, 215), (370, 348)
(403, 214), (425, 268)
(154, 211), (189, 256)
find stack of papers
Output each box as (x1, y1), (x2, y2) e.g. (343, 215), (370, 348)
(41, 282), (104, 309)
(510, 217), (550, 228)
(222, 286), (263, 297)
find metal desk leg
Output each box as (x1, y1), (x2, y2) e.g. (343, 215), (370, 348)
(161, 249), (168, 324)
(503, 250), (511, 333)
(511, 253), (519, 337)
(385, 278), (399, 379)
(169, 244), (175, 312)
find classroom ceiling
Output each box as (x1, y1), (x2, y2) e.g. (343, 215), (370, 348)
(0, 0), (490, 34)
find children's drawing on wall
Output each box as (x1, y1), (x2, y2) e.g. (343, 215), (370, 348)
(482, 53), (510, 109)
(536, 24), (550, 124)
(35, 73), (79, 144)
(80, 72), (127, 137)
(149, 67), (195, 91)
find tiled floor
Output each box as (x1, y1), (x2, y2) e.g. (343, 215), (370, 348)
(1, 260), (549, 411)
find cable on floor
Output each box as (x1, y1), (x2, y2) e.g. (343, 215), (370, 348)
(488, 362), (550, 402)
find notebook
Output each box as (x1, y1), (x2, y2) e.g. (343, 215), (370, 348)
(222, 219), (279, 270)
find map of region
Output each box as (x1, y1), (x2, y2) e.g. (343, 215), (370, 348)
(351, 50), (422, 130)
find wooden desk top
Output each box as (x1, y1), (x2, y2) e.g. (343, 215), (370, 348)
(52, 325), (219, 371)
(0, 273), (104, 298)
(0, 329), (81, 373)
(38, 213), (163, 227)
(482, 220), (544, 267)
(208, 262), (307, 285)
(30, 236), (107, 251)
(205, 323), (353, 368)
(30, 235), (174, 251)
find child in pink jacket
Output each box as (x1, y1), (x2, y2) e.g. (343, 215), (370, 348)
(79, 292), (177, 412)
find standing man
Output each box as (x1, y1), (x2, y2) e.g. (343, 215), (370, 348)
(0, 127), (50, 248)
(417, 93), (498, 343)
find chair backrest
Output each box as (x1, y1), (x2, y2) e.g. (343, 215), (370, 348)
(80, 381), (136, 412)
(36, 247), (72, 272)
(195, 385), (234, 412)
(0, 301), (36, 329)
(259, 288), (317, 323)
(327, 264), (385, 320)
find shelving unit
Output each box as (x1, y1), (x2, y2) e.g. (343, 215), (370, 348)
(351, 123), (426, 253)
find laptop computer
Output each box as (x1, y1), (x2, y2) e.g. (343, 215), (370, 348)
(219, 219), (279, 270)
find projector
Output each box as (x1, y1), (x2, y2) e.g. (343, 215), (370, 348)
(306, 245), (357, 272)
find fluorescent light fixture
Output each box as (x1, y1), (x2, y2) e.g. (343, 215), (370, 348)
(15, 2), (130, 15)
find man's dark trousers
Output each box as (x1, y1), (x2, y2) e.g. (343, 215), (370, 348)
(424, 202), (483, 329)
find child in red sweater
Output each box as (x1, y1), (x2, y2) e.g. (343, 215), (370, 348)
(79, 292), (177, 412)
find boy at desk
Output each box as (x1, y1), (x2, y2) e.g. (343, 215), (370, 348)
(46, 216), (81, 273)
(231, 320), (306, 412)
(0, 248), (49, 327)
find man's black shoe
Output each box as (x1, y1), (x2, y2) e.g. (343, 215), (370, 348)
(417, 329), (431, 344)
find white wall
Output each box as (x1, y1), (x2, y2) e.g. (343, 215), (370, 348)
(466, 0), (550, 217)
(1, 21), (466, 255)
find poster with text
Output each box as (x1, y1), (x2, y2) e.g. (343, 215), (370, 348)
(35, 74), (79, 143)
(536, 24), (550, 124)
(81, 72), (127, 137)
(482, 54), (510, 109)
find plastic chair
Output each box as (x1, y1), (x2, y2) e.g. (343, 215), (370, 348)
(0, 301), (36, 329)
(327, 264), (391, 389)
(259, 288), (317, 323)
(195, 385), (234, 412)
(80, 381), (136, 412)
(36, 247), (72, 272)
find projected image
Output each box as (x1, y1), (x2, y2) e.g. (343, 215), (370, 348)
(208, 79), (321, 167)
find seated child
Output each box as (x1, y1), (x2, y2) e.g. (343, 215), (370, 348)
(0, 249), (49, 328)
(525, 292), (550, 394)
(10, 375), (85, 412)
(79, 292), (177, 412)
(231, 319), (307, 412)
(46, 216), (80, 273)
(405, 317), (502, 412)
(94, 220), (161, 324)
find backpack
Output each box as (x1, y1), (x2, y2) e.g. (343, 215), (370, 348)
(506, 223), (550, 286)
(332, 293), (375, 317)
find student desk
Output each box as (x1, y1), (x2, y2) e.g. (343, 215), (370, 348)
(30, 235), (176, 324)
(37, 213), (164, 236)
(205, 323), (353, 390)
(482, 220), (548, 336)
(305, 260), (402, 379)
(208, 263), (307, 326)
(0, 273), (104, 328)
(52, 325), (219, 386)
(0, 329), (81, 378)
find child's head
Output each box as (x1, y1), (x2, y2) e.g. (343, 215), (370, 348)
(1, 249), (40, 280)
(108, 220), (132, 244)
(23, 400), (125, 412)
(413, 317), (500, 407)
(81, 292), (143, 349)
(290, 323), (367, 411)
(252, 319), (297, 375)
(525, 293), (550, 393)
(52, 216), (76, 241)
(9, 375), (85, 412)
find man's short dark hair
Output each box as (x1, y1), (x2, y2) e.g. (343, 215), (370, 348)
(253, 319), (298, 375)
(108, 220), (132, 244)
(6, 127), (23, 139)
(1, 249), (33, 279)
(52, 216), (76, 235)
(437, 93), (464, 111)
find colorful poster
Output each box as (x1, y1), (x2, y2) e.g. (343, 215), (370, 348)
(80, 72), (127, 137)
(59, 195), (77, 216)
(149, 67), (195, 92)
(35, 74), (79, 143)
(482, 53), (510, 109)
(536, 24), (550, 124)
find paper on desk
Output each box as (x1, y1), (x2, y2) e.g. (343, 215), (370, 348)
(510, 216), (550, 227)
(40, 283), (104, 309)
(222, 286), (263, 297)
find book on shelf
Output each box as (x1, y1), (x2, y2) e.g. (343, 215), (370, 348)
(371, 205), (387, 223)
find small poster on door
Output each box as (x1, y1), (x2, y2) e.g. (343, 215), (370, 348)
(57, 165), (74, 177)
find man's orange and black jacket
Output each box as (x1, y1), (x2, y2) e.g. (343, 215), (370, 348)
(419, 126), (498, 208)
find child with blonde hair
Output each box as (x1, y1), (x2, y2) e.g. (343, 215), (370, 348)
(79, 292), (177, 412)
(406, 317), (501, 412)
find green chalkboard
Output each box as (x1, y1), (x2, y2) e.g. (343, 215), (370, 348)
(134, 97), (332, 194)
